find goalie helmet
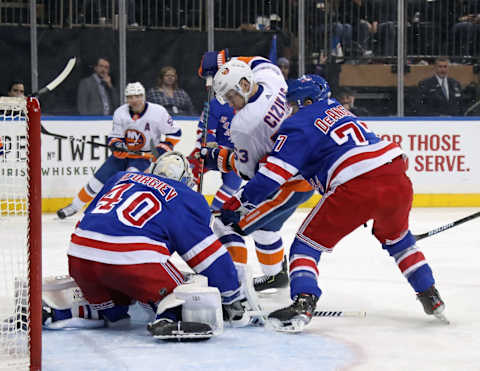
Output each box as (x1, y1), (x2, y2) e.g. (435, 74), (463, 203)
(286, 74), (330, 109)
(124, 82), (145, 97)
(150, 151), (195, 189)
(213, 60), (254, 105)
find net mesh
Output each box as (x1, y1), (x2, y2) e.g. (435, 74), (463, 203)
(0, 97), (31, 370)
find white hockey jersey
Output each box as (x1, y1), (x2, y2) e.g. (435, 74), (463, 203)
(229, 57), (290, 179)
(110, 102), (181, 152)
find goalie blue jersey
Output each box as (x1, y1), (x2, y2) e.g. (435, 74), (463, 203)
(67, 171), (241, 301)
(242, 98), (403, 205)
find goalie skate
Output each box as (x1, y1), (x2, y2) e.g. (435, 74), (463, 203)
(267, 293), (318, 333)
(147, 319), (214, 341)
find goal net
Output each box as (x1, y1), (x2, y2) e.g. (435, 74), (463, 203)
(0, 97), (42, 371)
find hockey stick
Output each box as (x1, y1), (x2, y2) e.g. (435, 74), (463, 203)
(40, 127), (153, 160)
(198, 76), (214, 193)
(414, 210), (480, 241)
(248, 310), (366, 318)
(32, 57), (77, 97)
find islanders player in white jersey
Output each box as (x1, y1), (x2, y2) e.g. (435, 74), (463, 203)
(56, 82), (181, 219)
(221, 75), (447, 331)
(198, 51), (314, 291)
(42, 152), (262, 340)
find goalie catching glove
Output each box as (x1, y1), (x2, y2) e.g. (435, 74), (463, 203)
(198, 49), (230, 78)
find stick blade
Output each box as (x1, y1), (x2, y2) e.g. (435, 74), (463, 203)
(46, 57), (77, 91)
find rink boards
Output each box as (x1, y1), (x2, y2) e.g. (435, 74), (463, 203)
(3, 116), (479, 212)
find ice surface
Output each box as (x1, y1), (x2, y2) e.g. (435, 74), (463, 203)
(41, 208), (480, 371)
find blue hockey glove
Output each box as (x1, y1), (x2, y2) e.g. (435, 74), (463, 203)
(198, 145), (235, 173)
(198, 49), (229, 78)
(220, 191), (255, 226)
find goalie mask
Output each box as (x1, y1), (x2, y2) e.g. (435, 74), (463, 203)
(150, 151), (195, 189)
(213, 60), (254, 105)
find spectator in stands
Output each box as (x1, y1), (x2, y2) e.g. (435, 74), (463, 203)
(417, 57), (463, 116)
(77, 57), (119, 116)
(336, 0), (375, 57)
(337, 87), (369, 116)
(7, 81), (25, 98)
(277, 57), (291, 80)
(453, 0), (480, 61)
(147, 66), (196, 116)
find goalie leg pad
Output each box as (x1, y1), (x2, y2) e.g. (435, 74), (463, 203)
(42, 307), (105, 330)
(42, 275), (88, 310)
(174, 285), (223, 335)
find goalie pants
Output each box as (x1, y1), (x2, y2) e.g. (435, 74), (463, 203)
(68, 255), (184, 308)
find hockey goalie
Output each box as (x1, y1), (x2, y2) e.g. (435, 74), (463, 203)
(41, 152), (263, 341)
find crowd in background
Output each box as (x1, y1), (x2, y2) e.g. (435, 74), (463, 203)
(2, 0), (480, 116)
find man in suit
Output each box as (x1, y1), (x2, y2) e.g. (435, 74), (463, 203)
(417, 57), (463, 116)
(77, 58), (119, 115)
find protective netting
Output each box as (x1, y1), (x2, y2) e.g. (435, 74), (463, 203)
(0, 97), (31, 370)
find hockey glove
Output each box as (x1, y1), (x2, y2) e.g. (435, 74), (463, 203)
(109, 140), (129, 159)
(198, 145), (236, 173)
(187, 148), (208, 185)
(198, 49), (229, 78)
(220, 190), (255, 226)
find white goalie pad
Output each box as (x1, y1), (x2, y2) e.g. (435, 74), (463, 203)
(174, 285), (224, 336)
(42, 275), (88, 310)
(155, 283), (223, 336)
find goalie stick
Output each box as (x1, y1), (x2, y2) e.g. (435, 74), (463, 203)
(414, 210), (480, 241)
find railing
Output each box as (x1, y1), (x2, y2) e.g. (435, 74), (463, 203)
(2, 0), (479, 63)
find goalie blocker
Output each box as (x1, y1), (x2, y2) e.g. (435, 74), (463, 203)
(41, 274), (224, 341)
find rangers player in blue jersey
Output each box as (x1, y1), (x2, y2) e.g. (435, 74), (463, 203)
(187, 97), (242, 211)
(42, 152), (262, 340)
(219, 75), (447, 332)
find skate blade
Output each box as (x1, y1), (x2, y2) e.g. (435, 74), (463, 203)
(433, 312), (450, 325)
(266, 318), (305, 333)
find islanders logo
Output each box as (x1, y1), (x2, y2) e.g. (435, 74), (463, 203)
(221, 67), (230, 75)
(124, 129), (146, 151)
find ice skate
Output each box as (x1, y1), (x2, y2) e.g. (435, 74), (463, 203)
(147, 318), (213, 341)
(267, 293), (318, 332)
(417, 285), (449, 324)
(254, 257), (289, 292)
(56, 204), (78, 219)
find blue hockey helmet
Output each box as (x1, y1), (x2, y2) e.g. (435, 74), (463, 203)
(286, 74), (330, 109)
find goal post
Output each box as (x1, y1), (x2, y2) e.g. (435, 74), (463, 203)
(0, 96), (42, 371)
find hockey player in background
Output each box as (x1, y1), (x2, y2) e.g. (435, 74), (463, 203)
(56, 82), (181, 219)
(218, 75), (447, 332)
(42, 152), (262, 340)
(198, 51), (314, 292)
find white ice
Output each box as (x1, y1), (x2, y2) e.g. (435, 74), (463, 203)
(41, 208), (480, 371)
